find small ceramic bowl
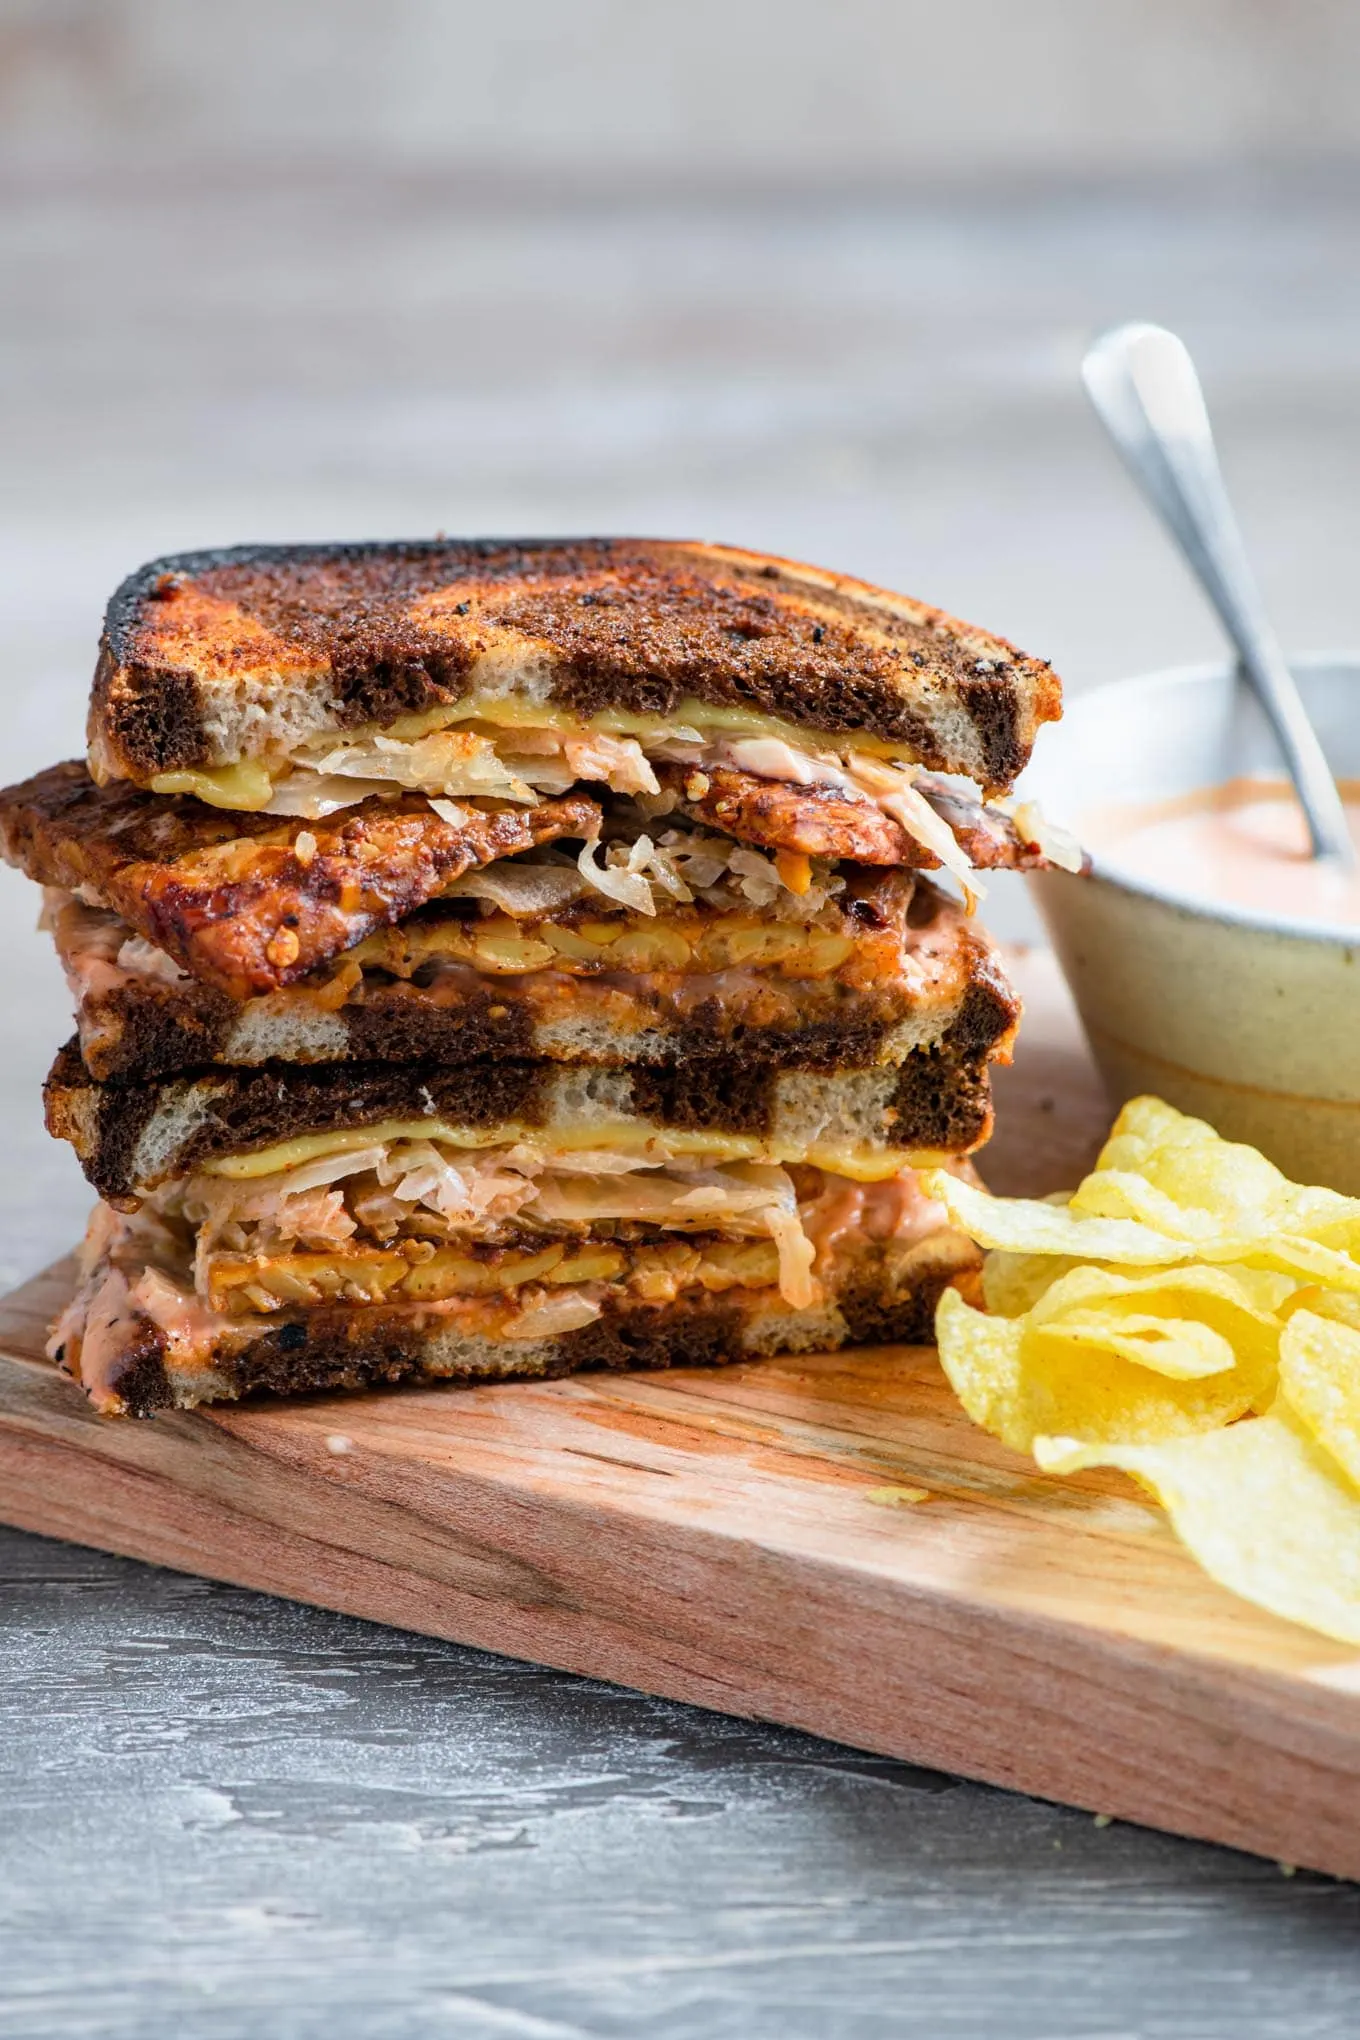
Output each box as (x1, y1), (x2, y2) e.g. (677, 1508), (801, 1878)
(1019, 652), (1360, 1193)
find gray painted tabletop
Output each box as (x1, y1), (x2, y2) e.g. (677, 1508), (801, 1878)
(4, 168), (1360, 2036)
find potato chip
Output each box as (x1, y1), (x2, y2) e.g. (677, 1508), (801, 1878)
(1026, 1264), (1292, 1389)
(1034, 1408), (1360, 1646)
(931, 1094), (1360, 1642)
(934, 1289), (1030, 1449)
(1085, 1096), (1360, 1241)
(1037, 1314), (1237, 1379)
(935, 1286), (1266, 1454)
(1078, 1097), (1360, 1244)
(923, 1170), (1197, 1266)
(1247, 1235), (1360, 1293)
(982, 1249), (1079, 1318)
(1070, 1168), (1224, 1239)
(1026, 1261), (1295, 1329)
(981, 1253), (1294, 1330)
(1283, 1285), (1360, 1333)
(1278, 1309), (1360, 1493)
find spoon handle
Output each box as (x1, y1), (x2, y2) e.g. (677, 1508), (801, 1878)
(1082, 321), (1354, 867)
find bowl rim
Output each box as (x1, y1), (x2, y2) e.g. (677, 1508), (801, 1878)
(1028, 649), (1360, 951)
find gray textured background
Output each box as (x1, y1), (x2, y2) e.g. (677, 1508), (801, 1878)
(3, 7), (1360, 2033)
(5, 0), (1360, 181)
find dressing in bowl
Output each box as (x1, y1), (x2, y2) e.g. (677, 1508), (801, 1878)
(1018, 654), (1360, 1193)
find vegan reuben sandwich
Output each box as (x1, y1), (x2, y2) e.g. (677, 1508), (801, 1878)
(0, 537), (1077, 1415)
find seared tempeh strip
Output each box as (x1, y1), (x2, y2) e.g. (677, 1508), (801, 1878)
(658, 761), (1064, 871)
(657, 763), (922, 864)
(0, 763), (600, 997)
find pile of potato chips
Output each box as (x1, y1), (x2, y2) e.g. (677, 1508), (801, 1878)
(924, 1097), (1360, 1644)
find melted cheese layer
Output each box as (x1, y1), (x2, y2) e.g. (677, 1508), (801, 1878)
(199, 1118), (948, 1185)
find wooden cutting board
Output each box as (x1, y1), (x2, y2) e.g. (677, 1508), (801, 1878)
(4, 949), (1360, 1881)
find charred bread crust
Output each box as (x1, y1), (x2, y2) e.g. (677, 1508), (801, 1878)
(45, 1039), (1002, 1204)
(91, 538), (1061, 793)
(834, 1265), (975, 1349)
(63, 928), (1019, 1086)
(56, 1312), (177, 1419)
(67, 1292), (753, 1419)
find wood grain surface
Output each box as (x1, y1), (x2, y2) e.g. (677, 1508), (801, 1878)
(3, 950), (1359, 1881)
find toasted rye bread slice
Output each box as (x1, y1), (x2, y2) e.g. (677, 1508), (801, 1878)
(51, 878), (1018, 1083)
(0, 763), (600, 997)
(88, 538), (1061, 795)
(44, 1039), (1001, 1207)
(52, 1198), (981, 1417)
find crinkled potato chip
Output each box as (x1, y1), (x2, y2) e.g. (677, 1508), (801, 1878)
(1070, 1168), (1228, 1240)
(923, 1170), (1198, 1266)
(931, 1094), (1360, 1641)
(935, 1286), (1267, 1454)
(1080, 1097), (1360, 1258)
(1284, 1285), (1360, 1334)
(934, 1288), (1029, 1449)
(1036, 1314), (1237, 1380)
(980, 1253), (1295, 1329)
(982, 1249), (1079, 1318)
(1034, 1409), (1360, 1646)
(1084, 1097), (1360, 1242)
(1278, 1308), (1360, 1493)
(1027, 1262), (1295, 1329)
(1026, 1264), (1293, 1384)
(1247, 1234), (1360, 1293)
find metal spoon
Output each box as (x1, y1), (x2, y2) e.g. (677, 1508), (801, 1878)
(1082, 320), (1354, 866)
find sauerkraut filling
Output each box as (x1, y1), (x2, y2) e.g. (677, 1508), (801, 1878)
(148, 695), (1081, 889)
(449, 806), (851, 924)
(135, 1141), (963, 1319)
(163, 1145), (814, 1311)
(51, 1157), (979, 1410)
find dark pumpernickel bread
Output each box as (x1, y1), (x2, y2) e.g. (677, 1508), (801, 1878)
(44, 1038), (1001, 1204)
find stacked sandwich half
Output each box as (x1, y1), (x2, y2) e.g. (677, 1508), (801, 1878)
(0, 538), (1071, 1415)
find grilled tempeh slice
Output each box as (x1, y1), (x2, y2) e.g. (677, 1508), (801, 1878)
(0, 763), (601, 996)
(655, 761), (1061, 869)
